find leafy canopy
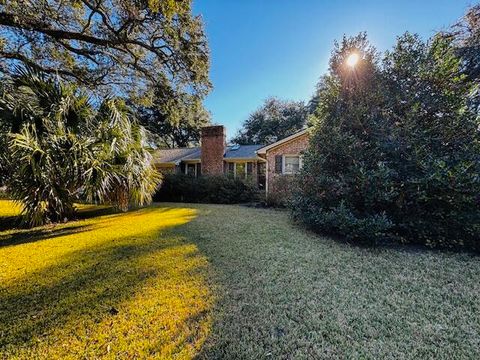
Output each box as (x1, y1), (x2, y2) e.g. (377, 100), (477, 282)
(0, 0), (211, 104)
(136, 85), (211, 148)
(232, 97), (309, 145)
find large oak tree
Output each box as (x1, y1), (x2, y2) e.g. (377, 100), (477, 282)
(0, 0), (211, 102)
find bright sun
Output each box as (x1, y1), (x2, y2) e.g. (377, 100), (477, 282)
(346, 53), (360, 67)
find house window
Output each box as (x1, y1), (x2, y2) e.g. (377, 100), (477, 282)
(225, 162), (253, 180)
(236, 162), (246, 180)
(283, 155), (300, 174)
(186, 163), (197, 177)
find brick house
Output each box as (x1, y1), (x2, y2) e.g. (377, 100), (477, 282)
(256, 128), (309, 195)
(153, 125), (309, 197)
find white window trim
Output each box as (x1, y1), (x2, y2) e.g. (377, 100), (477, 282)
(184, 162), (199, 177)
(282, 154), (302, 175)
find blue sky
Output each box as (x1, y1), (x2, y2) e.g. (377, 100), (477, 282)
(193, 0), (474, 137)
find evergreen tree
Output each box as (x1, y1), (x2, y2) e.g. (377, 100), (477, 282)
(293, 29), (480, 249)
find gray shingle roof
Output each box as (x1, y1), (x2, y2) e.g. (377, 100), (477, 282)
(153, 144), (264, 164)
(224, 144), (264, 159)
(153, 147), (200, 164)
(180, 148), (201, 160)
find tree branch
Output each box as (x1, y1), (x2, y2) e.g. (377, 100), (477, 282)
(0, 51), (85, 81)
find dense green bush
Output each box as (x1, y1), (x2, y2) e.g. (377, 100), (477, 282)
(292, 30), (480, 251)
(154, 174), (258, 204)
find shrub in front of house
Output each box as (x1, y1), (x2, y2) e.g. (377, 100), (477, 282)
(266, 176), (296, 207)
(154, 174), (258, 204)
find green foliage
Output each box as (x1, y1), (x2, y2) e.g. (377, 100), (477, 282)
(155, 174), (257, 204)
(448, 5), (480, 81)
(233, 97), (308, 145)
(293, 33), (395, 243)
(136, 87), (211, 148)
(382, 33), (480, 248)
(0, 68), (161, 226)
(0, 188), (8, 199)
(446, 5), (480, 117)
(266, 176), (297, 207)
(293, 29), (480, 250)
(83, 98), (162, 212)
(0, 0), (211, 104)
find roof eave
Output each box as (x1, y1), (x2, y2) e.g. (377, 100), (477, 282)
(224, 156), (266, 162)
(256, 128), (310, 154)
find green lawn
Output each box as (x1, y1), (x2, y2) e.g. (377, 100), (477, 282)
(1, 200), (479, 358)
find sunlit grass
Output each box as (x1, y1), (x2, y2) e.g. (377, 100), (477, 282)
(0, 200), (214, 359)
(0, 200), (22, 217)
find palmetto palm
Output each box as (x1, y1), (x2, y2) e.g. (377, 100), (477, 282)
(86, 98), (161, 212)
(0, 68), (161, 226)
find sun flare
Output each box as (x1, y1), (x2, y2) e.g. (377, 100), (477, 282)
(346, 53), (360, 68)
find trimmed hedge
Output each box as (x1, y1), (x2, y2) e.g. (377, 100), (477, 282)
(154, 174), (258, 204)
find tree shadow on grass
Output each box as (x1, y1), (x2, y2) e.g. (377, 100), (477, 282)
(0, 206), (182, 249)
(76, 204), (117, 219)
(0, 204), (116, 233)
(178, 206), (480, 359)
(0, 206), (213, 358)
(0, 224), (94, 248)
(0, 216), (22, 232)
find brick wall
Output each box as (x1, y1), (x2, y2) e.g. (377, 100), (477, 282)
(266, 133), (309, 196)
(201, 126), (226, 175)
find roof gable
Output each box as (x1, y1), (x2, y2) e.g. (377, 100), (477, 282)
(256, 128), (310, 154)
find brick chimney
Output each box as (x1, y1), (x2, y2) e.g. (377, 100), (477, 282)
(201, 125), (226, 175)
